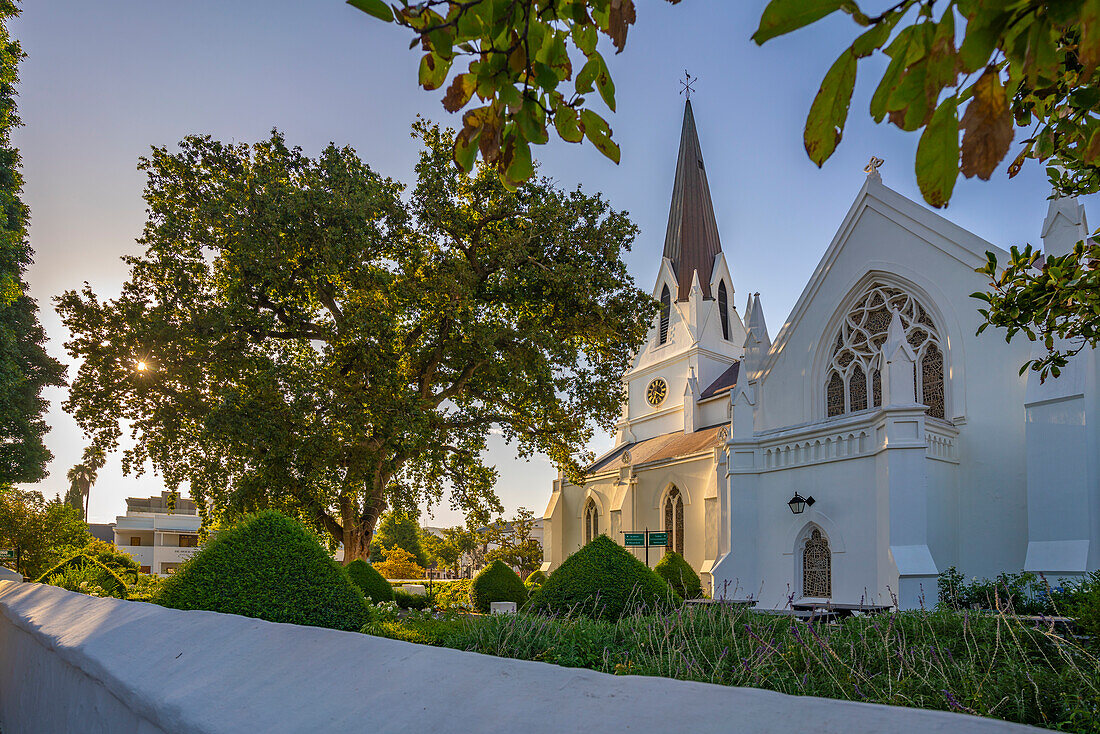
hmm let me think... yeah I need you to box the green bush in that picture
[1062,571,1100,645]
[469,560,527,613]
[153,510,367,631]
[345,559,394,604]
[37,554,129,598]
[434,579,473,612]
[654,551,702,599]
[364,618,467,646]
[528,536,678,620]
[394,589,433,610]
[525,570,547,584]
[54,538,140,584]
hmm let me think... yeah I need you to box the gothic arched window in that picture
[663,486,685,556]
[718,280,730,341]
[659,285,671,345]
[823,283,946,419]
[584,499,598,544]
[802,528,831,598]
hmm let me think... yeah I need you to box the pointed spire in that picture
[747,292,770,350]
[1041,194,1089,259]
[881,309,917,406]
[663,100,723,301]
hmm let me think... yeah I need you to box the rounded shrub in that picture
[345,559,394,604]
[528,535,678,620]
[525,569,547,584]
[469,560,527,613]
[153,510,367,631]
[654,551,702,599]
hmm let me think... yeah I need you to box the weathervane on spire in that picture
[680,70,696,100]
[864,156,885,177]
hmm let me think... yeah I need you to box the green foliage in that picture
[363,617,467,646]
[528,535,676,620]
[469,560,527,613]
[38,554,129,598]
[345,559,394,604]
[153,510,367,631]
[393,588,433,610]
[753,0,1100,204]
[0,3,65,484]
[389,605,1100,729]
[973,241,1100,381]
[483,508,543,576]
[937,565,1067,616]
[525,569,547,585]
[125,573,163,602]
[55,537,139,582]
[347,0,685,186]
[58,121,653,564]
[433,578,473,612]
[654,551,701,600]
[0,487,89,577]
[369,511,427,566]
[1062,571,1100,644]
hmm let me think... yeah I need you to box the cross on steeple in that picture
[680,70,696,100]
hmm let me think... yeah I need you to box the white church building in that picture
[540,100,1100,610]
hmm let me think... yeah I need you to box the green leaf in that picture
[915,96,959,208]
[594,56,616,112]
[580,109,620,163]
[346,0,393,22]
[418,53,451,91]
[753,0,846,44]
[503,136,534,188]
[554,106,584,143]
[870,28,914,122]
[804,49,856,166]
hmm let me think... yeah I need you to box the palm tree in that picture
[66,446,105,521]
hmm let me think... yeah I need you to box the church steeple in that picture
[663,99,723,301]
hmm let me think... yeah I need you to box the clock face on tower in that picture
[646,378,668,408]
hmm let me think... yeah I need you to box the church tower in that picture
[616,100,746,445]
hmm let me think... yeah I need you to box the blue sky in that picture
[13,1,1094,526]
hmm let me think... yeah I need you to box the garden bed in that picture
[362,603,1100,731]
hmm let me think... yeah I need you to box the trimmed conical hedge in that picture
[346,559,394,604]
[654,551,702,599]
[525,569,547,584]
[470,560,527,613]
[528,535,678,620]
[153,510,367,631]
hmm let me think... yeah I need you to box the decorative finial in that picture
[864,156,884,179]
[680,70,696,100]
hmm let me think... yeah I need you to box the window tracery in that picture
[663,486,685,556]
[802,528,831,598]
[823,283,946,419]
[584,499,598,544]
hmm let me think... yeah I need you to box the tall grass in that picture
[384,604,1100,730]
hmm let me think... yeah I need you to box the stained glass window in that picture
[826,372,844,417]
[803,528,831,598]
[849,366,867,412]
[921,342,945,419]
[664,486,684,556]
[824,283,946,419]
[659,285,671,345]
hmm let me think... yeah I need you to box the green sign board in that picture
[623,533,645,546]
[647,532,669,547]
[0,549,13,560]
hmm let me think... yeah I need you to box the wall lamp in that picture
[787,492,815,515]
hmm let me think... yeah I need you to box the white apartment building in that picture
[114,492,202,576]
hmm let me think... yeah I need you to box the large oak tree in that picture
[58,121,652,562]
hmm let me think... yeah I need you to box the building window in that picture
[584,499,599,544]
[179,534,199,548]
[802,528,831,598]
[826,371,844,417]
[139,566,151,574]
[718,280,730,340]
[130,537,142,547]
[663,486,685,556]
[659,285,671,344]
[824,283,946,419]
